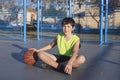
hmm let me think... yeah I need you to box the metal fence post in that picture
[68,0,72,17]
[37,0,40,40]
[23,0,27,41]
[99,0,104,45]
[104,0,108,43]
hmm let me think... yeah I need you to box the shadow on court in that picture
[0,40,119,80]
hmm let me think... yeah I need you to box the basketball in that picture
[23,49,38,65]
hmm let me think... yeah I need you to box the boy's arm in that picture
[37,36,57,52]
[65,39,80,74]
[68,39,80,64]
[30,36,57,52]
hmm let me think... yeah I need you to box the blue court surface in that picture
[0,40,120,80]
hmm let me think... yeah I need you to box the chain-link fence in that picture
[0,0,120,43]
[0,0,23,40]
[107,0,120,42]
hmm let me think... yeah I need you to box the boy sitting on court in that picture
[30,17,86,75]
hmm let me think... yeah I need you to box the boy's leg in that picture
[37,51,59,68]
[37,52,69,74]
[72,55,86,68]
[38,52,73,74]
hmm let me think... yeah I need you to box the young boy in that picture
[31,17,86,75]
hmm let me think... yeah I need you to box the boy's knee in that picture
[79,55,86,64]
[37,51,45,58]
[77,55,86,65]
[73,55,86,67]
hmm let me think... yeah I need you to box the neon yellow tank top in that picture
[57,33,79,56]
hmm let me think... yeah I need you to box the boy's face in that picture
[62,23,74,35]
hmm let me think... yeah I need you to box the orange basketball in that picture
[23,49,38,65]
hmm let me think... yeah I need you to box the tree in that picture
[109,0,120,13]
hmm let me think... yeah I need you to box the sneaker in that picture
[56,63,71,75]
[40,62,51,69]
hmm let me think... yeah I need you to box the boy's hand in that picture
[29,48,37,52]
[65,63,72,75]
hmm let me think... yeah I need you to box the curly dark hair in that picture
[62,17,75,28]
